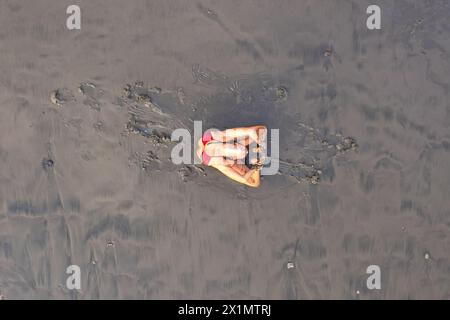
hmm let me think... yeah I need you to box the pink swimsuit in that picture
[201,131,215,165]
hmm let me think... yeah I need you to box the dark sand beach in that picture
[0,0,450,299]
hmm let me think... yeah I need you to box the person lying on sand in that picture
[196,125,267,187]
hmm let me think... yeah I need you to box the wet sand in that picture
[0,0,450,299]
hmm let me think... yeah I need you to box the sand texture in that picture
[0,0,450,299]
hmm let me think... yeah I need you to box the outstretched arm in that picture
[207,157,237,166]
[212,164,261,187]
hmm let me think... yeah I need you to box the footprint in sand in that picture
[50,88,75,106]
[42,157,55,172]
[78,82,103,111]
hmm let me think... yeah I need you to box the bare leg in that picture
[212,126,267,143]
[206,142,247,159]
